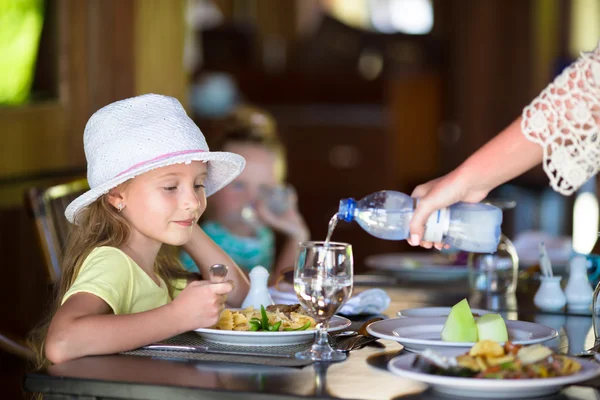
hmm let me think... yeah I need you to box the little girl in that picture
[30,94,250,367]
[181,106,309,281]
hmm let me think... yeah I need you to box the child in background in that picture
[181,105,310,281]
[29,94,249,368]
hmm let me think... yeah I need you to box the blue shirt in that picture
[181,221,275,273]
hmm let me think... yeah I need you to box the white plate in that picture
[365,253,468,282]
[398,307,495,318]
[367,317,557,353]
[194,315,352,346]
[388,349,600,398]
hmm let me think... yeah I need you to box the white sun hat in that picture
[65,93,245,223]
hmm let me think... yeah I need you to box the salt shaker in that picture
[565,255,593,312]
[241,266,275,309]
[534,276,567,312]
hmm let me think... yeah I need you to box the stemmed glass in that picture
[294,241,353,362]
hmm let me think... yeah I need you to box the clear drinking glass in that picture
[468,200,519,294]
[294,241,353,362]
[259,183,296,215]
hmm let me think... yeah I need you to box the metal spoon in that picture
[209,264,228,283]
[574,350,596,357]
[573,343,600,357]
[338,318,384,352]
[336,331,358,337]
[143,344,291,358]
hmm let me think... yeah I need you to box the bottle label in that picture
[422,207,450,243]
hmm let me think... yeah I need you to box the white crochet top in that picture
[521,42,600,195]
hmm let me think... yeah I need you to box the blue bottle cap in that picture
[338,198,356,222]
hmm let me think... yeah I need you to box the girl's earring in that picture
[117,203,124,212]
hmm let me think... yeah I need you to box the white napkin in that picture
[268,285,390,316]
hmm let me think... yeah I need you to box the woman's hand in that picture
[409,169,489,250]
[408,116,545,252]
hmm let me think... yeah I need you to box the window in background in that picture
[323,0,434,35]
[569,0,600,57]
[0,0,58,107]
[573,179,599,255]
[568,0,600,254]
[0,0,44,106]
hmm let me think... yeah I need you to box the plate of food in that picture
[368,317,557,353]
[387,341,599,398]
[369,299,557,353]
[194,304,352,346]
[364,252,469,281]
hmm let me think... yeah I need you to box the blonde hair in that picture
[214,106,287,182]
[222,104,278,139]
[28,194,198,371]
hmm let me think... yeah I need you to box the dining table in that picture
[23,270,600,400]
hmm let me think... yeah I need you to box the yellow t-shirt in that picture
[62,246,188,315]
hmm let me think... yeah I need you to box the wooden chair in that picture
[26,178,89,282]
[0,178,89,361]
[0,331,36,361]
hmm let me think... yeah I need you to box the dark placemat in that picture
[122,332,366,367]
[123,332,361,367]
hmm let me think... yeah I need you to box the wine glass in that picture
[294,241,353,362]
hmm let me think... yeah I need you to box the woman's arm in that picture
[183,224,250,306]
[408,117,543,246]
[409,40,600,247]
[458,117,544,191]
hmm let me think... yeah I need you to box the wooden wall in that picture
[0,1,187,397]
[435,0,564,188]
[0,0,187,185]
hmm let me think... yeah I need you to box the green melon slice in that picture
[476,313,508,342]
[440,299,478,342]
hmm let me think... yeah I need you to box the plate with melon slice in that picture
[368,299,557,353]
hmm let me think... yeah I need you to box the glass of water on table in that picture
[294,241,354,362]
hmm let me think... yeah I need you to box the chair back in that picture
[26,179,89,282]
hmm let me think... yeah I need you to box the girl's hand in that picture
[255,191,309,242]
[170,280,233,330]
[409,169,489,250]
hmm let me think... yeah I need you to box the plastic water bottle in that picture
[337,190,502,253]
